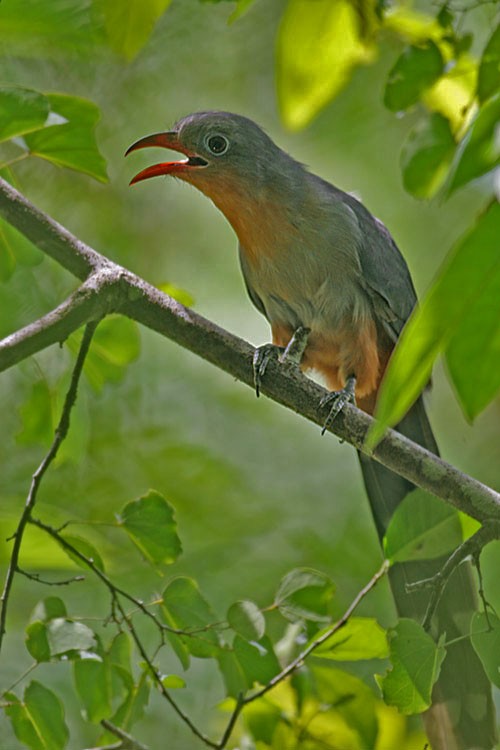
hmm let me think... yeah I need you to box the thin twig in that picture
[100,719,150,750]
[16,568,85,586]
[0,321,97,653]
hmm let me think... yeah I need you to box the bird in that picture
[126,111,496,749]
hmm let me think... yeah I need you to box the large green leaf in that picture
[233,634,281,687]
[274,567,335,623]
[277,0,375,130]
[0,87,49,143]
[401,113,456,199]
[445,93,500,195]
[378,619,446,714]
[5,682,69,750]
[312,617,388,660]
[227,600,265,641]
[118,490,182,566]
[367,201,500,446]
[471,612,500,688]
[74,653,112,722]
[383,489,462,562]
[161,577,220,658]
[95,0,172,60]
[384,41,444,112]
[477,24,500,103]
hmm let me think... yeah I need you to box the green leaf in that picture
[227,600,265,641]
[5,681,69,750]
[233,634,281,686]
[0,209,43,281]
[161,577,220,658]
[312,617,388,660]
[311,664,378,748]
[217,647,248,698]
[161,674,186,688]
[109,676,150,731]
[118,490,182,566]
[383,489,462,562]
[157,282,195,307]
[384,41,444,112]
[277,0,375,130]
[471,612,500,688]
[401,113,456,199]
[67,315,140,392]
[446,93,500,195]
[25,621,51,663]
[275,567,335,622]
[46,618,96,657]
[242,697,282,744]
[477,24,500,103]
[378,619,446,714]
[58,534,105,572]
[0,86,50,142]
[23,93,108,182]
[74,653,112,722]
[30,597,67,623]
[367,202,500,446]
[95,0,172,60]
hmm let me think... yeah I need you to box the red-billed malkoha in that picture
[127,111,496,750]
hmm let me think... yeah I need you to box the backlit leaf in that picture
[118,490,182,566]
[367,201,500,446]
[277,0,375,130]
[378,619,446,714]
[275,567,335,622]
[312,617,388,660]
[384,489,462,562]
[95,0,172,60]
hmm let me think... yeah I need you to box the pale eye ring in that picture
[207,134,229,155]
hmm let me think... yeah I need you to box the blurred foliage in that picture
[0,0,499,749]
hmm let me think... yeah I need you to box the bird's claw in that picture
[253,344,283,397]
[320,376,357,435]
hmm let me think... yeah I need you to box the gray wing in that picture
[341,191,418,341]
[238,244,268,319]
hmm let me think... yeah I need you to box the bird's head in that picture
[126,111,287,195]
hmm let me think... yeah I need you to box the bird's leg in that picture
[253,326,310,397]
[320,374,357,435]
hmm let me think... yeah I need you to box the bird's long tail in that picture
[358,396,496,750]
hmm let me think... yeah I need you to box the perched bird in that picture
[127,111,496,749]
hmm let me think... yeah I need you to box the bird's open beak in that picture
[126,131,208,185]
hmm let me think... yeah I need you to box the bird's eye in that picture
[207,135,229,155]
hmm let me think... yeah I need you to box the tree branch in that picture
[0,177,499,525]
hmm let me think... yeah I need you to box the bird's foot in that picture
[320,375,357,435]
[253,326,310,397]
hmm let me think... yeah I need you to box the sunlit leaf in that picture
[74,652,112,722]
[0,87,49,143]
[383,8,441,43]
[312,617,388,660]
[445,93,500,195]
[378,619,446,714]
[95,0,172,60]
[277,0,375,130]
[477,24,500,103]
[5,682,69,750]
[227,600,265,641]
[234,634,281,686]
[367,201,500,446]
[422,54,476,132]
[384,41,443,112]
[157,282,195,307]
[275,567,335,622]
[118,490,182,566]
[401,113,456,199]
[161,674,186,688]
[471,612,500,688]
[383,489,462,562]
[311,664,378,748]
[242,697,282,744]
[21,93,108,183]
[46,618,96,656]
[161,577,220,658]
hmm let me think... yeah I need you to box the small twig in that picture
[99,719,150,750]
[1,662,38,696]
[405,521,500,630]
[0,321,97,654]
[16,568,85,586]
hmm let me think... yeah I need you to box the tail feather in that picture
[358,396,497,749]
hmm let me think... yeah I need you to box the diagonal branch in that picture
[0,177,499,525]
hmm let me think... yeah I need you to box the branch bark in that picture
[1,177,499,524]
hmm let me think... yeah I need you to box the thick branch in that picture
[0,177,499,524]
